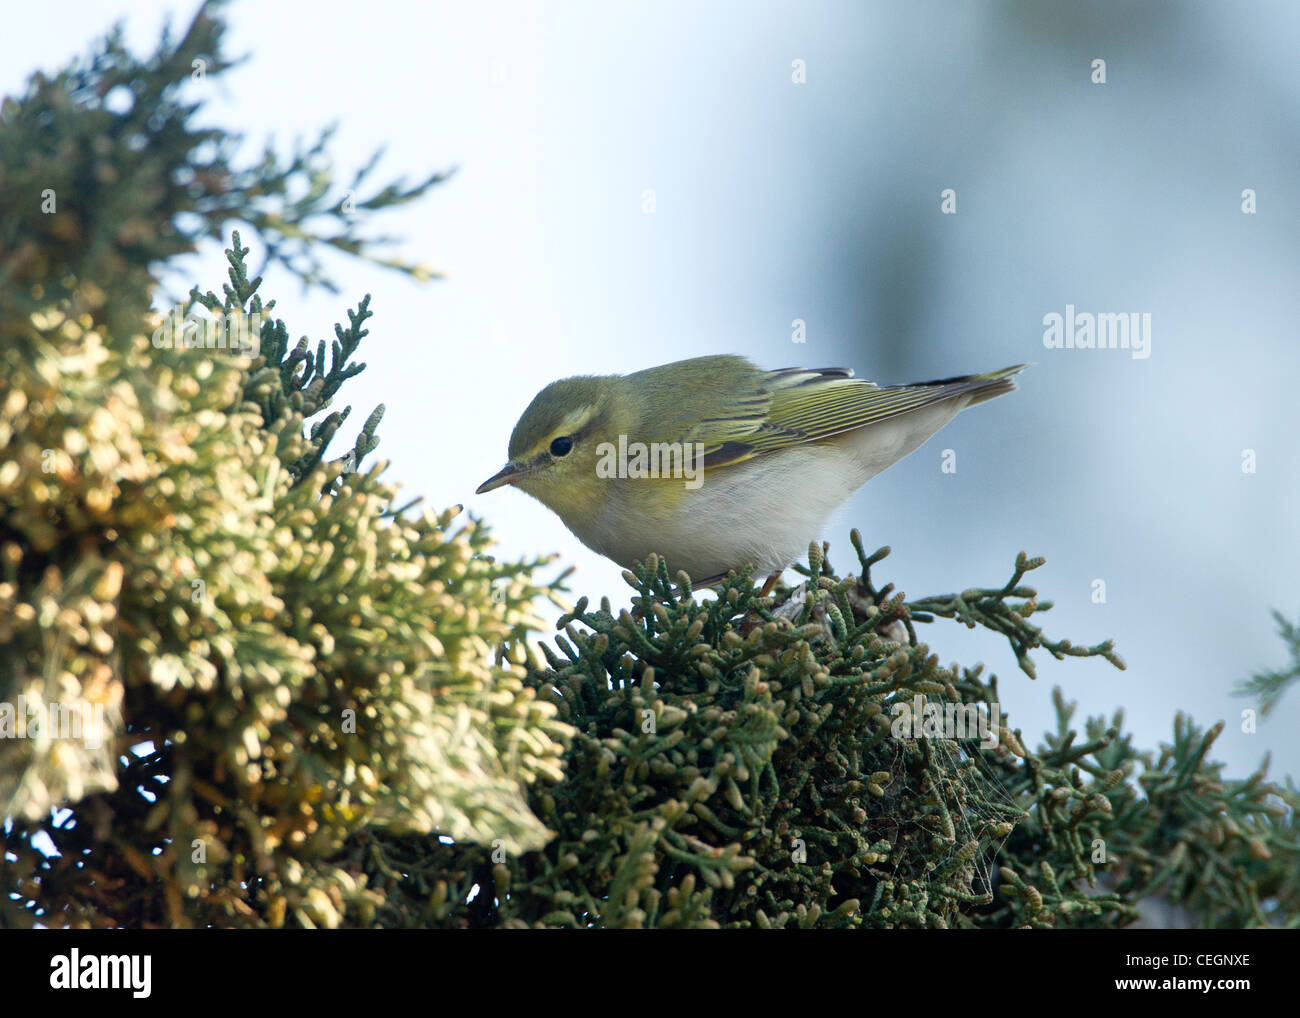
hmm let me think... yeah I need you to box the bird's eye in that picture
[550,436,573,457]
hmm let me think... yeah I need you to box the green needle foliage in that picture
[0,3,567,928]
[1235,610,1300,717]
[396,544,1298,928]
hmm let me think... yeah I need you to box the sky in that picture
[4,0,1299,782]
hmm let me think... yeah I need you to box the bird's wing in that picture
[683,364,1026,470]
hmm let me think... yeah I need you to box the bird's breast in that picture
[569,442,867,580]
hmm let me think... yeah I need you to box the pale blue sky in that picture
[6,1,1299,781]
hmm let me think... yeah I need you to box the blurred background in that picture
[5,0,1298,777]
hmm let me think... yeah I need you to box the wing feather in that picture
[687,364,1025,470]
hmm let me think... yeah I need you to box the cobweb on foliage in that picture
[878,729,1022,905]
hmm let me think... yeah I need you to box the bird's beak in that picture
[476,461,533,494]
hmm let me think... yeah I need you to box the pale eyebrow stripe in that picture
[529,405,599,455]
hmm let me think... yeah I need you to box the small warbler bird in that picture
[477,355,1024,591]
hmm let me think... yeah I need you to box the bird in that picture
[477,354,1025,593]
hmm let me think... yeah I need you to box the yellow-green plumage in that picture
[479,355,1025,586]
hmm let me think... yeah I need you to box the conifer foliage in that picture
[1,3,566,928]
[2,3,1296,929]
[416,547,1299,928]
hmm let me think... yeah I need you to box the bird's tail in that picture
[960,363,1029,406]
[900,363,1028,407]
